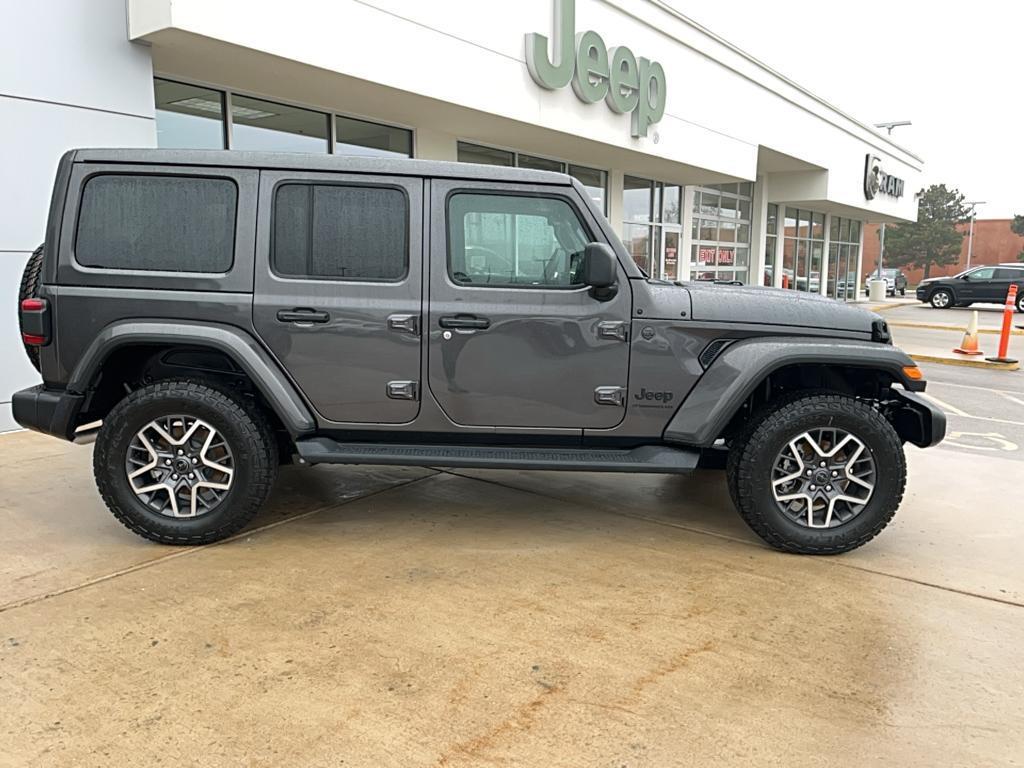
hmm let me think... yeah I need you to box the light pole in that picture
[871,121,913,286]
[964,201,986,269]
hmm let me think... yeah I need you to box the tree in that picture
[1011,215,1024,262]
[883,184,971,280]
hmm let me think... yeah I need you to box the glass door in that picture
[661,230,680,281]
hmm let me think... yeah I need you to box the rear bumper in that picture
[11,385,84,441]
[891,389,946,448]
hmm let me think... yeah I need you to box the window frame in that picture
[269,179,411,284]
[72,171,240,275]
[444,188,597,292]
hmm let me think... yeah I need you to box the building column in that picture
[819,213,832,297]
[679,186,696,282]
[607,169,625,239]
[414,126,457,161]
[749,174,769,287]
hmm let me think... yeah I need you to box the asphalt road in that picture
[882,297,1022,330]
[918,362,1024,460]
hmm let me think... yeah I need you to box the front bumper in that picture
[11,385,84,441]
[891,389,946,448]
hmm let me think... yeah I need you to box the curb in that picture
[888,320,1024,336]
[909,353,1020,371]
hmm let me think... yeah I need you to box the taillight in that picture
[20,297,50,346]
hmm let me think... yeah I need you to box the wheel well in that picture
[79,343,293,456]
[720,363,898,442]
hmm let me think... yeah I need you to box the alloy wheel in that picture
[770,428,876,528]
[125,415,234,518]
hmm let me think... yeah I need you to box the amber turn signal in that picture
[902,365,924,381]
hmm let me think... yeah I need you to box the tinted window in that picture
[273,183,407,280]
[448,193,590,288]
[968,267,996,280]
[76,175,236,272]
[994,268,1024,279]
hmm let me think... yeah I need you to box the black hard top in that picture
[71,148,572,185]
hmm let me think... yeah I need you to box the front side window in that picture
[968,267,995,280]
[448,193,590,288]
[273,183,407,281]
[76,174,236,272]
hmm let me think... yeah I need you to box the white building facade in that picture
[0,0,922,429]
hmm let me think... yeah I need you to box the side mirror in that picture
[581,242,618,300]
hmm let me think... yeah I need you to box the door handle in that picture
[439,314,490,330]
[276,308,330,324]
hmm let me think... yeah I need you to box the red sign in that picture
[698,247,715,264]
[698,247,734,265]
[718,248,734,265]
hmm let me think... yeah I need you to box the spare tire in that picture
[18,245,44,372]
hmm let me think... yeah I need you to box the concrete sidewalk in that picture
[1,430,1021,767]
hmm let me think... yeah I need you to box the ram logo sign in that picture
[525,0,666,138]
[864,154,905,200]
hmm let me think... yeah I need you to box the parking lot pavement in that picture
[2,434,1022,767]
[879,298,1021,332]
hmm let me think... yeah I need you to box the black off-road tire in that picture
[726,393,906,555]
[1016,291,1024,314]
[18,245,44,372]
[94,379,278,545]
[929,288,953,309]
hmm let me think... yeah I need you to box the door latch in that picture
[387,314,420,336]
[387,381,419,401]
[597,321,628,342]
[594,386,626,406]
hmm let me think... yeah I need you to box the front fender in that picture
[663,337,923,447]
[69,320,316,437]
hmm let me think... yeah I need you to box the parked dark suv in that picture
[916,264,1024,311]
[14,149,944,554]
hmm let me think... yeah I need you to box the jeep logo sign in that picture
[864,154,905,200]
[525,0,666,137]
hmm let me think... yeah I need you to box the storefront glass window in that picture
[690,182,753,282]
[623,176,653,223]
[781,207,827,293]
[457,143,608,214]
[517,154,566,173]
[335,116,411,158]
[230,95,329,154]
[763,203,778,286]
[569,165,607,215]
[154,79,226,150]
[827,216,863,301]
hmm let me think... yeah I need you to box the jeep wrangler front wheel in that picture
[727,393,906,554]
[94,380,278,544]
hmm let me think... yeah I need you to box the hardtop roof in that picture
[71,148,573,185]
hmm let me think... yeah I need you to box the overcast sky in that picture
[669,0,1022,219]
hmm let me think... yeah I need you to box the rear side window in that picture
[76,174,236,272]
[994,268,1024,279]
[273,183,407,281]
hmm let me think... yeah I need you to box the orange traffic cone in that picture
[954,310,984,356]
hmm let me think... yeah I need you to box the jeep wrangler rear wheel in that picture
[94,379,278,544]
[726,393,905,555]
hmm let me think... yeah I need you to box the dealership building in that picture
[0,0,923,430]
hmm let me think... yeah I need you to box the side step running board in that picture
[294,438,700,474]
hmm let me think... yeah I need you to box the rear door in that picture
[992,268,1023,303]
[426,180,631,429]
[253,171,423,424]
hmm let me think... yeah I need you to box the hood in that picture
[678,282,880,335]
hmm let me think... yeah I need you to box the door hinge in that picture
[387,381,419,401]
[594,386,625,406]
[387,313,420,336]
[597,320,628,342]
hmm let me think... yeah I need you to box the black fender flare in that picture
[68,320,316,437]
[663,337,928,447]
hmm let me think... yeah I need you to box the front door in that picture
[960,267,997,303]
[427,180,631,429]
[253,171,423,424]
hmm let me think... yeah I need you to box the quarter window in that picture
[75,174,236,272]
[448,193,590,288]
[273,183,407,280]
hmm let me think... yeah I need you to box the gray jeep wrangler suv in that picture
[14,149,944,554]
